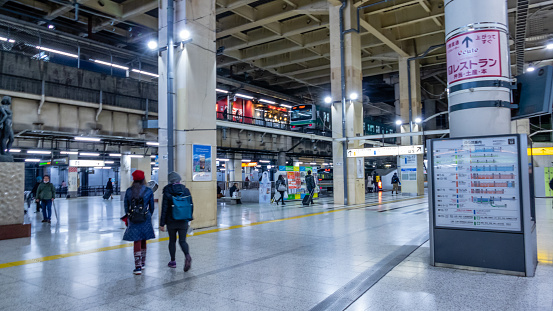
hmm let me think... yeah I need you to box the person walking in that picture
[391,173,401,195]
[372,172,378,193]
[275,175,287,205]
[31,176,42,213]
[36,175,55,223]
[106,178,114,199]
[122,170,155,275]
[160,172,193,272]
[305,170,316,205]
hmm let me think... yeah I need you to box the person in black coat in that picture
[31,176,42,213]
[106,178,114,199]
[160,171,193,272]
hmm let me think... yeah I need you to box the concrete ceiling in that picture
[1,0,553,102]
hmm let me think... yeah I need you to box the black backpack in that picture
[129,196,148,223]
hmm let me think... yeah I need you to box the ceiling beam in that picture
[359,17,409,57]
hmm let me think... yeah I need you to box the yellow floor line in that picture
[0,196,424,269]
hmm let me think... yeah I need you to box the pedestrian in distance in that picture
[105,177,114,199]
[229,183,238,198]
[122,170,155,275]
[31,176,42,213]
[160,172,193,272]
[275,175,287,205]
[305,170,316,205]
[372,172,378,193]
[36,175,55,223]
[391,172,401,195]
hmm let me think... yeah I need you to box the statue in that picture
[0,96,14,156]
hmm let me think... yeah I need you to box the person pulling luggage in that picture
[305,170,316,205]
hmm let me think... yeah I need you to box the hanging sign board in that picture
[69,160,104,167]
[347,145,423,157]
[447,30,502,84]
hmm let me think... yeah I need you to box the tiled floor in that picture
[1,192,552,310]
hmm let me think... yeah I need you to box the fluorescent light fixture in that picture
[236,93,254,100]
[102,167,112,169]
[324,96,332,104]
[415,117,422,124]
[259,160,271,163]
[310,162,317,165]
[27,150,51,155]
[147,40,158,50]
[242,159,251,162]
[259,99,276,105]
[150,155,156,158]
[395,120,403,125]
[267,165,272,169]
[80,152,100,157]
[129,155,143,158]
[280,104,292,109]
[216,158,230,162]
[216,88,229,94]
[219,168,226,171]
[180,29,191,40]
[131,69,159,78]
[25,159,41,162]
[527,66,535,72]
[322,163,329,166]
[105,161,115,164]
[547,43,553,50]
[93,59,129,71]
[349,92,358,100]
[153,167,160,170]
[36,46,78,58]
[75,136,101,142]
[109,153,122,157]
[146,142,159,146]
[8,149,21,153]
[61,151,79,155]
[0,37,15,43]
[94,167,103,169]
[48,24,55,29]
[151,162,156,165]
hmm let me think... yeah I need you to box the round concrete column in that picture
[446,0,512,137]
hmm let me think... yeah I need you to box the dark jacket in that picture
[160,183,193,227]
[305,175,315,190]
[37,182,56,200]
[31,182,41,196]
[229,185,237,197]
[106,180,113,190]
[391,175,400,184]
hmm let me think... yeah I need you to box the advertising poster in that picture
[277,166,318,200]
[192,145,212,181]
[432,136,521,231]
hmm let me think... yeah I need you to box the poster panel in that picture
[192,145,212,181]
[432,136,522,231]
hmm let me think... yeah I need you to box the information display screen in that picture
[432,136,522,232]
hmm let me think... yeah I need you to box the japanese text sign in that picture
[447,30,502,84]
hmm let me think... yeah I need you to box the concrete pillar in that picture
[278,151,286,166]
[120,153,132,198]
[67,151,78,198]
[511,119,530,135]
[424,99,437,131]
[158,0,217,228]
[131,156,152,182]
[329,1,365,205]
[446,0,512,137]
[229,154,242,182]
[398,57,422,145]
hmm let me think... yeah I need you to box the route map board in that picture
[432,136,522,232]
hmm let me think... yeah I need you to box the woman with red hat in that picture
[123,169,155,275]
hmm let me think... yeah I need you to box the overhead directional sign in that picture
[69,160,105,167]
[347,145,423,158]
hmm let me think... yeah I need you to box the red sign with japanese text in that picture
[446,30,502,84]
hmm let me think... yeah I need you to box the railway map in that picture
[432,136,521,231]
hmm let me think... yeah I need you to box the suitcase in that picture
[103,192,111,200]
[302,190,314,206]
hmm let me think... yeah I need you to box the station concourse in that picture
[1,0,553,310]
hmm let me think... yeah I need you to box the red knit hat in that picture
[132,170,145,181]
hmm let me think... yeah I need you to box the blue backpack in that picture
[172,193,193,220]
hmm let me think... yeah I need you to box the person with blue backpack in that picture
[160,171,193,272]
[122,170,155,275]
